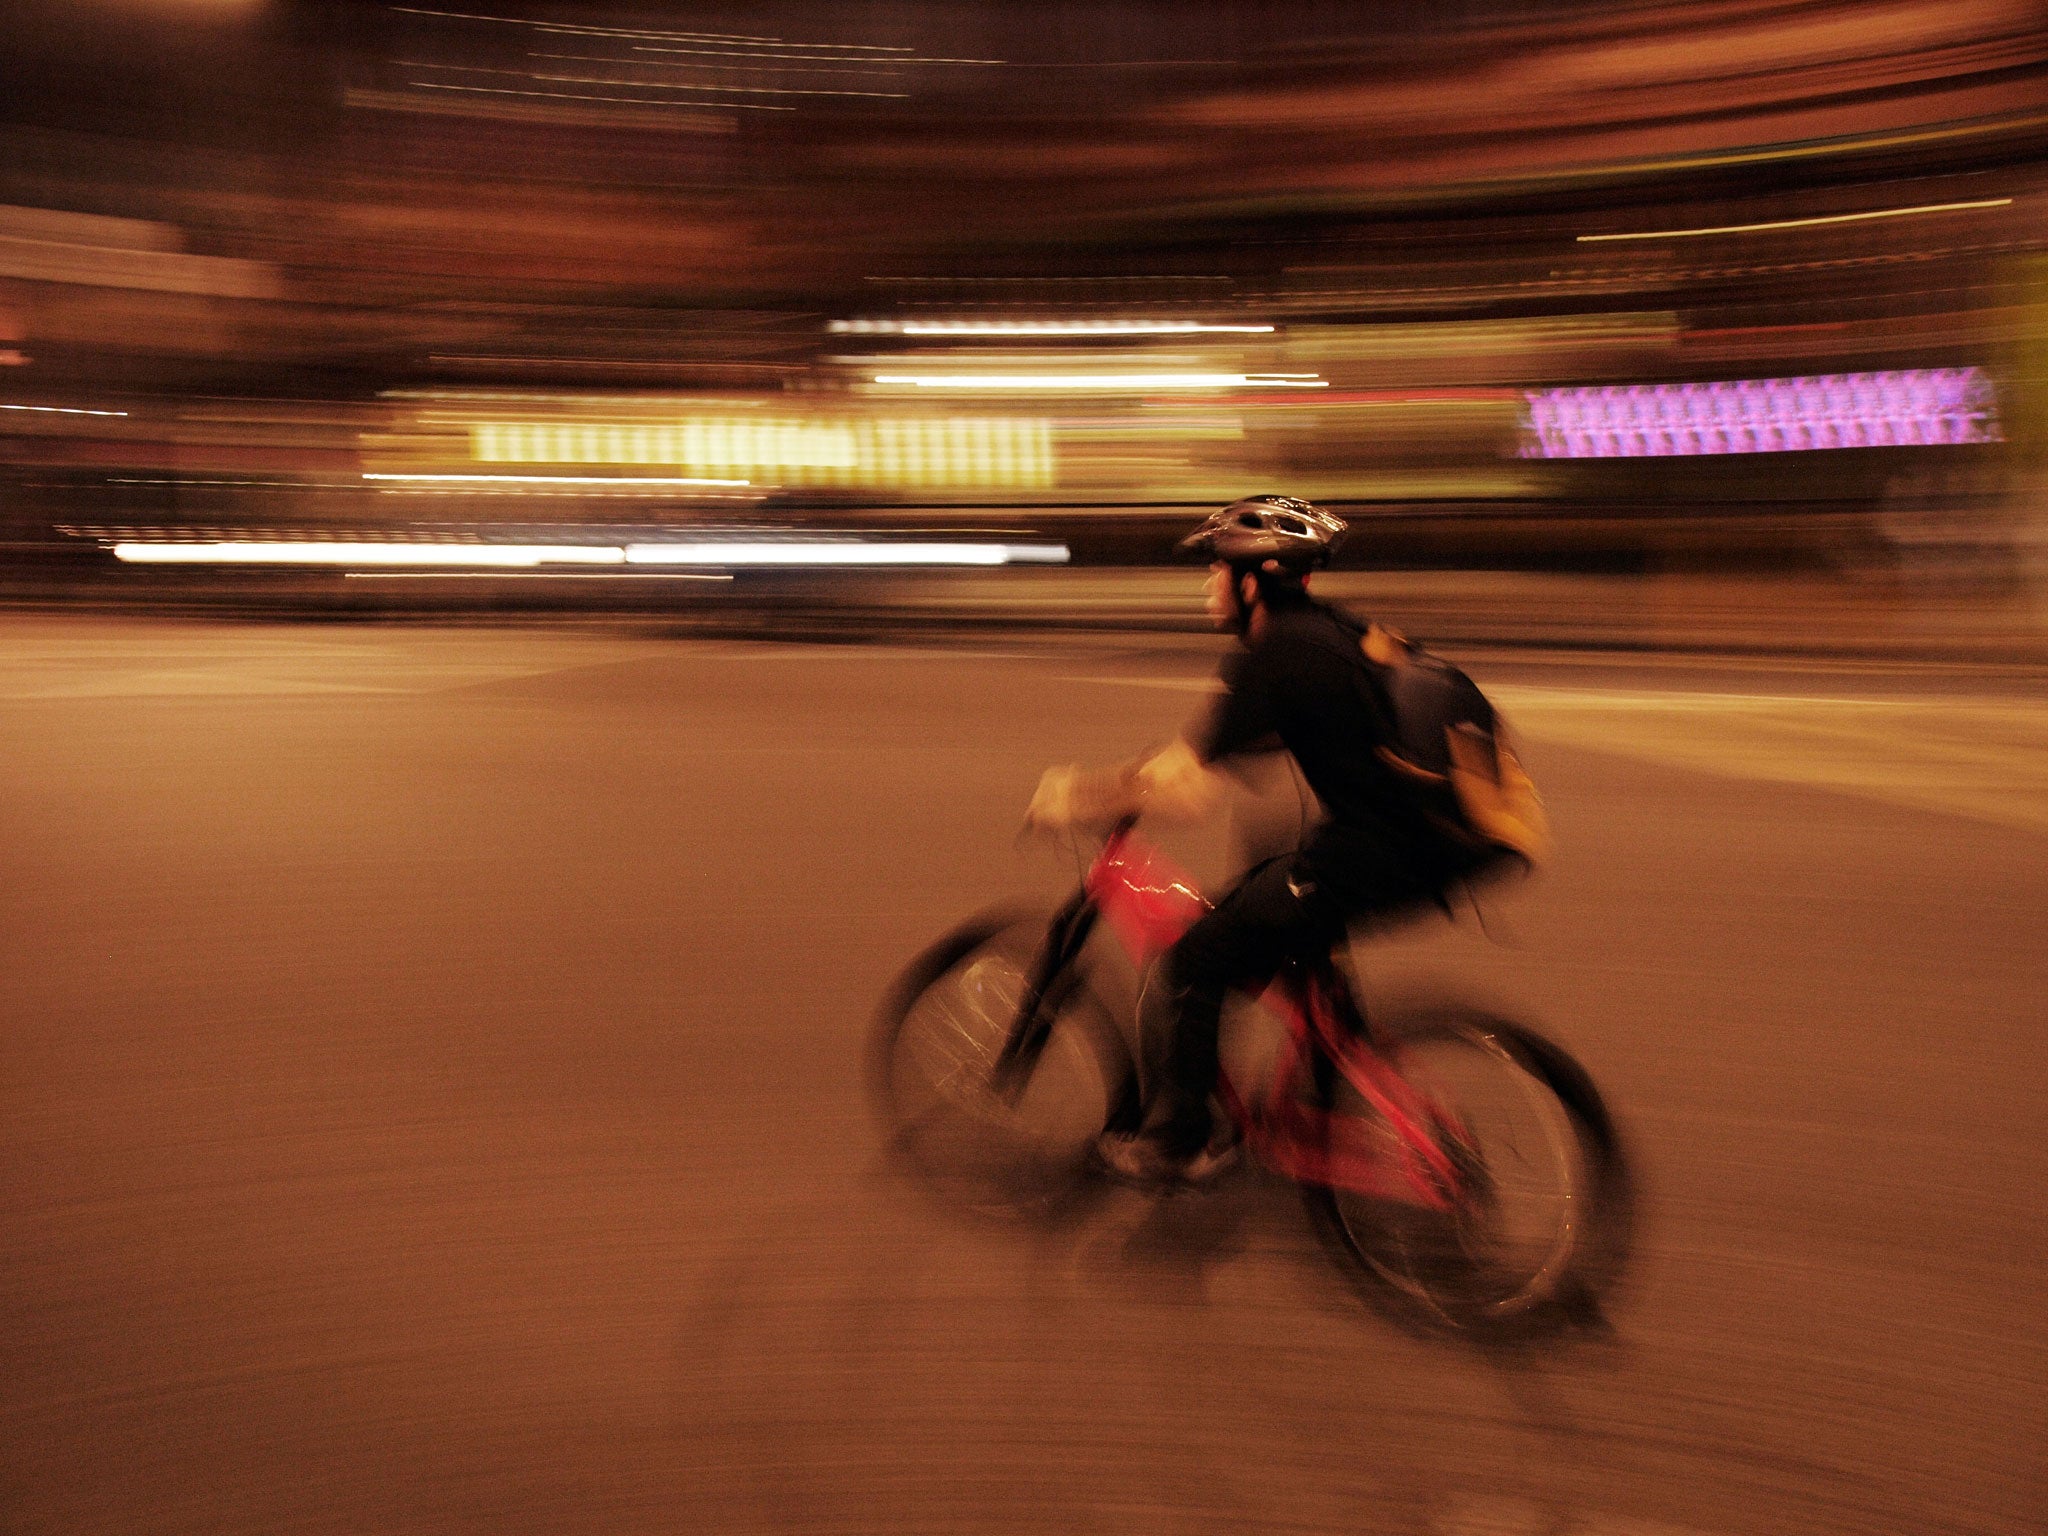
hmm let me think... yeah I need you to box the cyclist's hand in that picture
[1024,764,1079,833]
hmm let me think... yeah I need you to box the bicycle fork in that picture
[989,889,1099,1105]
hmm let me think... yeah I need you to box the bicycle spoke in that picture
[875,916,1123,1219]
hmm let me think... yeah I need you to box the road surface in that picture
[2,615,2041,1536]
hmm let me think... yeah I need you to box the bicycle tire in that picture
[868,907,1136,1218]
[1304,1004,1632,1332]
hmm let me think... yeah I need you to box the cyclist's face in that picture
[1203,563,1237,628]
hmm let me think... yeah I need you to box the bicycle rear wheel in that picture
[869,909,1132,1217]
[1306,1006,1630,1330]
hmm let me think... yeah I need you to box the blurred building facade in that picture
[2,0,2045,608]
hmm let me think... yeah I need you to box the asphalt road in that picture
[2,615,2042,1536]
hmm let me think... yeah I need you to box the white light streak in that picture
[830,319,1274,335]
[3,403,128,416]
[530,70,909,99]
[535,51,901,77]
[111,539,1069,569]
[1578,197,2013,242]
[389,6,784,43]
[625,541,1068,566]
[363,472,750,487]
[113,542,627,568]
[390,4,972,58]
[410,81,795,110]
[870,372,1325,391]
[630,43,1002,63]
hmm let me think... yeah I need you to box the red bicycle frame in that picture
[1084,824,1466,1210]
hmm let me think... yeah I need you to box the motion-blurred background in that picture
[3,8,2045,1536]
[3,0,2045,649]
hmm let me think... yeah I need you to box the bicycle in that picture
[869,815,1632,1332]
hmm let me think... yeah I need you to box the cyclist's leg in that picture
[1143,854,1344,1158]
[1145,824,1479,1146]
[1121,826,1475,1174]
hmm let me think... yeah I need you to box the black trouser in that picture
[1142,827,1479,1156]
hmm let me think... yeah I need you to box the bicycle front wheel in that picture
[1307,1006,1631,1330]
[869,909,1131,1217]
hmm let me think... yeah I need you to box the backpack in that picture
[1354,621,1553,868]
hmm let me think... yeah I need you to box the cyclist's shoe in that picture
[1095,1131,1239,1190]
[1177,1137,1241,1187]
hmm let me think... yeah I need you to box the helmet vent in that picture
[1178,494,1347,567]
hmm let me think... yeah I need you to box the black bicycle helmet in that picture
[1179,495,1346,571]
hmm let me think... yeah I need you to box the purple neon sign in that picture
[1520,368,1999,458]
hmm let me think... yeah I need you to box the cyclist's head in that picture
[1181,495,1345,628]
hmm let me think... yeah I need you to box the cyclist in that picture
[1027,495,1496,1186]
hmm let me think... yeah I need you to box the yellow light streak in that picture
[344,571,734,581]
[830,320,1273,335]
[1578,197,2012,242]
[463,416,1056,490]
[363,472,750,487]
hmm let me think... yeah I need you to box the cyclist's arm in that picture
[1133,736,1226,822]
